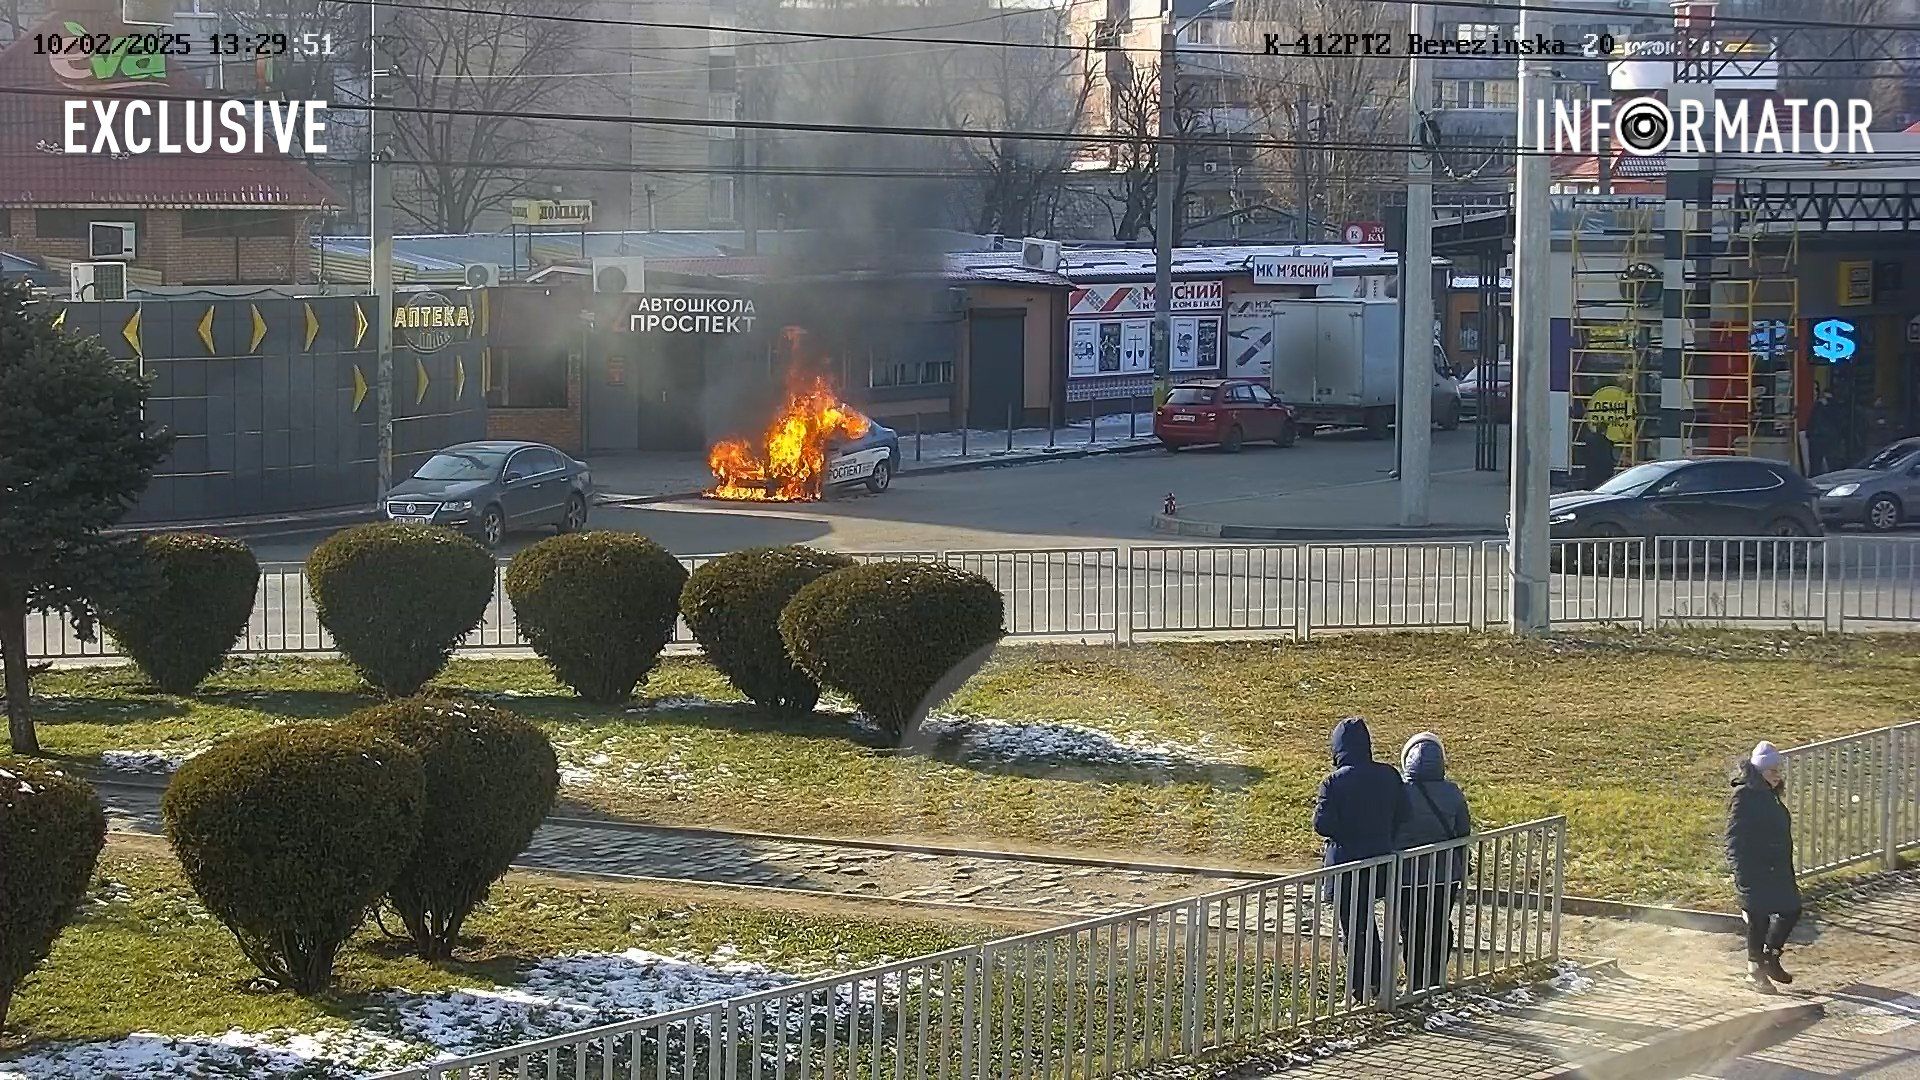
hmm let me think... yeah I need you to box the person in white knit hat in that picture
[1725,741,1801,993]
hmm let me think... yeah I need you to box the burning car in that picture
[708,377,897,500]
[824,421,901,494]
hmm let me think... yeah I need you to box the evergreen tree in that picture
[0,281,171,753]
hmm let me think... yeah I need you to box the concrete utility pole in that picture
[1509,1,1553,633]
[740,40,758,256]
[1398,2,1433,527]
[370,0,396,502]
[1151,7,1177,406]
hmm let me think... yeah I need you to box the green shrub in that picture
[504,532,688,703]
[0,760,105,1030]
[161,725,424,994]
[306,523,495,695]
[681,546,857,714]
[779,562,1004,742]
[350,698,557,959]
[99,533,259,693]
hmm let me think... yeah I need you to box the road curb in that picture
[1522,997,1825,1080]
[597,440,1165,505]
[1150,512,1501,541]
[107,505,376,539]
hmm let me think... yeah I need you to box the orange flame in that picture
[707,376,871,501]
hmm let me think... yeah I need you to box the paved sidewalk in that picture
[590,412,1160,500]
[93,777,1253,917]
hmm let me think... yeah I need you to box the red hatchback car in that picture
[1154,379,1299,452]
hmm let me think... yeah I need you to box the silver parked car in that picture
[1814,437,1920,532]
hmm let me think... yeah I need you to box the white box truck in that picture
[1266,298,1462,438]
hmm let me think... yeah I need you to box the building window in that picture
[484,346,570,409]
[708,53,736,92]
[708,177,736,224]
[710,92,739,140]
[0,209,10,236]
[182,210,296,238]
[1437,79,1516,110]
[36,209,148,239]
[1446,21,1506,42]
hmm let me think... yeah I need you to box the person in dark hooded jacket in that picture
[1313,717,1408,1001]
[1392,732,1473,990]
[1726,741,1800,993]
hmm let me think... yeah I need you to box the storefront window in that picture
[485,346,570,409]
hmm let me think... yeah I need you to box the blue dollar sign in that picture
[1812,319,1857,364]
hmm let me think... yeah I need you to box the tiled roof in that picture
[0,14,338,209]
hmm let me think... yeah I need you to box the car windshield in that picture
[414,451,504,481]
[1859,444,1918,471]
[1166,388,1214,405]
[1593,461,1678,495]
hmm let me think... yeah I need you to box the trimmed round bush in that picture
[504,532,688,703]
[350,698,557,959]
[680,546,857,714]
[0,760,106,1030]
[779,562,1005,743]
[100,533,260,693]
[161,725,424,994]
[306,523,495,695]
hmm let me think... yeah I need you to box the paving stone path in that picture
[95,778,1258,915]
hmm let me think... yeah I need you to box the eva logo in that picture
[48,22,168,87]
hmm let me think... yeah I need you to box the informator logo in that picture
[1534,97,1874,156]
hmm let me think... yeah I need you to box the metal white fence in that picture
[373,817,1566,1080]
[1781,722,1920,879]
[25,537,1920,661]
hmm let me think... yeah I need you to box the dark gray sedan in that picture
[1546,457,1822,540]
[384,441,593,548]
[1814,438,1920,532]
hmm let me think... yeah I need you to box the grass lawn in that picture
[24,630,1920,908]
[2,837,1002,1069]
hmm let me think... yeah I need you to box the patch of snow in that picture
[0,1026,415,1080]
[847,710,1238,771]
[98,748,200,774]
[378,949,798,1059]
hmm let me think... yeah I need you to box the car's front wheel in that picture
[560,494,588,533]
[480,505,505,550]
[1275,419,1298,448]
[1220,426,1244,453]
[1866,494,1902,532]
[866,459,892,493]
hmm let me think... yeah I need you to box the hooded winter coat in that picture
[1393,733,1472,884]
[1726,762,1800,914]
[1313,718,1408,869]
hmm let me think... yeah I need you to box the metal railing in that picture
[373,817,1565,1080]
[1782,722,1920,878]
[25,537,1920,661]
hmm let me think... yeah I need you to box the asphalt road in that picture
[244,427,1465,562]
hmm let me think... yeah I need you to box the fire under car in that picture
[825,421,902,494]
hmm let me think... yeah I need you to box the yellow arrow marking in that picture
[454,356,467,401]
[52,308,67,329]
[197,306,215,353]
[353,302,368,349]
[249,305,267,353]
[122,308,142,357]
[303,302,319,351]
[352,364,368,411]
[415,357,430,405]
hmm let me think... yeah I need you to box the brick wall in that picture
[0,208,313,285]
[487,355,583,454]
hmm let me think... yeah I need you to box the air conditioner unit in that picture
[1021,238,1062,273]
[71,261,128,302]
[463,262,501,288]
[592,257,646,294]
[90,221,136,260]
[1203,161,1218,174]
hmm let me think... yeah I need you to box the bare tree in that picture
[932,5,1094,237]
[382,0,588,233]
[1094,55,1211,242]
[1735,0,1915,119]
[1224,0,1405,229]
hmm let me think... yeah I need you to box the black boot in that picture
[1746,957,1776,994]
[1763,950,1794,986]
